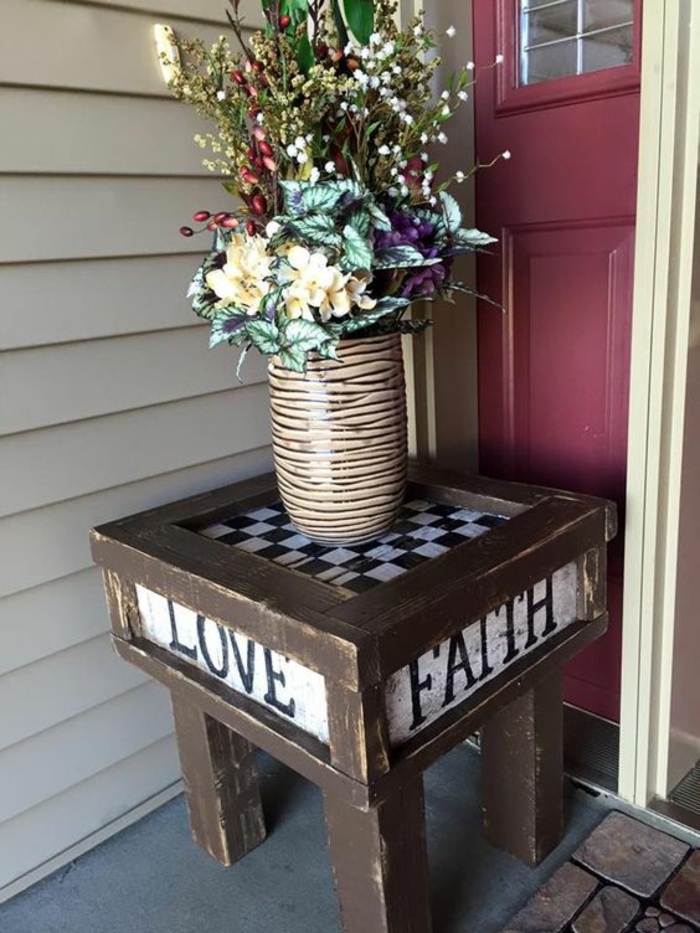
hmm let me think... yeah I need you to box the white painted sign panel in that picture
[384,562,579,747]
[137,561,579,752]
[136,586,330,744]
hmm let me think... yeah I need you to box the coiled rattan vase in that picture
[268,332,408,546]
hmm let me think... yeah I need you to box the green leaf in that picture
[296,32,315,74]
[439,191,463,233]
[345,208,371,238]
[331,0,349,48]
[278,346,306,372]
[398,318,433,335]
[454,227,499,247]
[292,213,339,243]
[315,339,341,361]
[367,201,392,232]
[299,183,345,213]
[374,245,441,269]
[343,0,373,46]
[235,344,250,382]
[245,319,281,355]
[341,224,373,271]
[209,309,248,348]
[373,296,412,314]
[282,318,330,352]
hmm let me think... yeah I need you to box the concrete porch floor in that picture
[0,743,685,933]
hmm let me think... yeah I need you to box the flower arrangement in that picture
[165,0,508,372]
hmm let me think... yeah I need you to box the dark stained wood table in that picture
[90,463,615,933]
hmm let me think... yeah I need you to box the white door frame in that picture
[616,0,699,806]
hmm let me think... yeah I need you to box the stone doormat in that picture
[504,811,700,933]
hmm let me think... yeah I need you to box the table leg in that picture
[323,775,432,933]
[171,694,266,866]
[481,672,564,866]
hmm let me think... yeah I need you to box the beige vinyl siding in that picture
[0,0,269,899]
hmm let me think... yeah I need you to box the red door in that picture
[474,0,641,721]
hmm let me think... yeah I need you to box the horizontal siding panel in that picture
[1,385,272,516]
[0,445,274,598]
[1,681,173,824]
[0,1,227,96]
[0,633,147,752]
[2,328,266,435]
[0,569,108,677]
[0,177,229,263]
[0,89,211,176]
[75,0,266,27]
[0,736,180,892]
[0,255,204,351]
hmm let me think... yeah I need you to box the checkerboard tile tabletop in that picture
[200,499,509,594]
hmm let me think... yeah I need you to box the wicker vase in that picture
[268,332,408,546]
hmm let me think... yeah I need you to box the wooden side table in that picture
[91,464,615,933]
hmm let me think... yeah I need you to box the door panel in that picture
[474,0,641,721]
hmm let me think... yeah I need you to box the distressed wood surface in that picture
[171,696,266,867]
[482,673,564,866]
[323,775,432,933]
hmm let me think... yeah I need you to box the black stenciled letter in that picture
[478,616,494,681]
[168,600,197,660]
[499,599,520,664]
[442,633,477,708]
[263,649,296,718]
[197,616,230,678]
[525,575,555,648]
[229,632,256,694]
[409,646,440,730]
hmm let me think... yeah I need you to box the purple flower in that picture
[374,210,452,300]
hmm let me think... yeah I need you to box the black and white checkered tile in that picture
[201,500,509,594]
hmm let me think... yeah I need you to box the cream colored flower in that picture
[345,272,377,311]
[205,233,273,315]
[281,247,351,321]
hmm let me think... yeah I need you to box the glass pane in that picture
[524,39,578,84]
[582,25,633,73]
[583,0,634,31]
[522,0,562,8]
[527,1,578,48]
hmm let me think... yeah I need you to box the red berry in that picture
[221,216,239,229]
[252,60,265,73]
[258,140,273,158]
[192,210,210,222]
[246,85,259,98]
[245,59,254,73]
[246,146,257,161]
[246,219,257,236]
[252,125,266,141]
[241,168,260,186]
[214,212,229,223]
[248,105,261,120]
[207,221,218,231]
[231,69,246,85]
[316,43,329,58]
[179,226,194,237]
[262,156,277,172]
[279,14,291,28]
[251,194,268,215]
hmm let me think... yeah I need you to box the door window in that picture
[520,0,634,85]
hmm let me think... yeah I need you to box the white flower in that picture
[325,160,336,173]
[388,186,399,197]
[286,143,298,157]
[495,53,504,64]
[400,185,409,197]
[413,25,422,37]
[296,150,309,164]
[370,76,381,89]
[381,71,392,85]
[403,113,414,125]
[441,104,450,117]
[256,113,264,124]
[281,247,351,322]
[397,174,406,184]
[294,136,306,150]
[340,101,349,111]
[455,171,466,183]
[424,170,434,182]
[205,234,273,316]
[446,25,457,38]
[370,32,381,46]
[382,41,395,56]
[345,271,377,311]
[216,89,226,101]
[421,132,429,144]
[355,70,370,88]
[359,47,370,60]
[309,167,321,184]
[390,167,398,176]
[265,221,281,237]
[437,132,448,144]
[392,64,402,75]
[393,144,401,154]
[458,90,469,101]
[502,149,512,159]
[466,61,475,71]
[344,42,354,55]
[378,144,391,156]
[441,90,450,101]
[429,196,437,206]
[421,151,429,162]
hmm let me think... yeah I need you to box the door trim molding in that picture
[619,0,700,806]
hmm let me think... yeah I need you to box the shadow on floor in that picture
[0,744,607,933]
